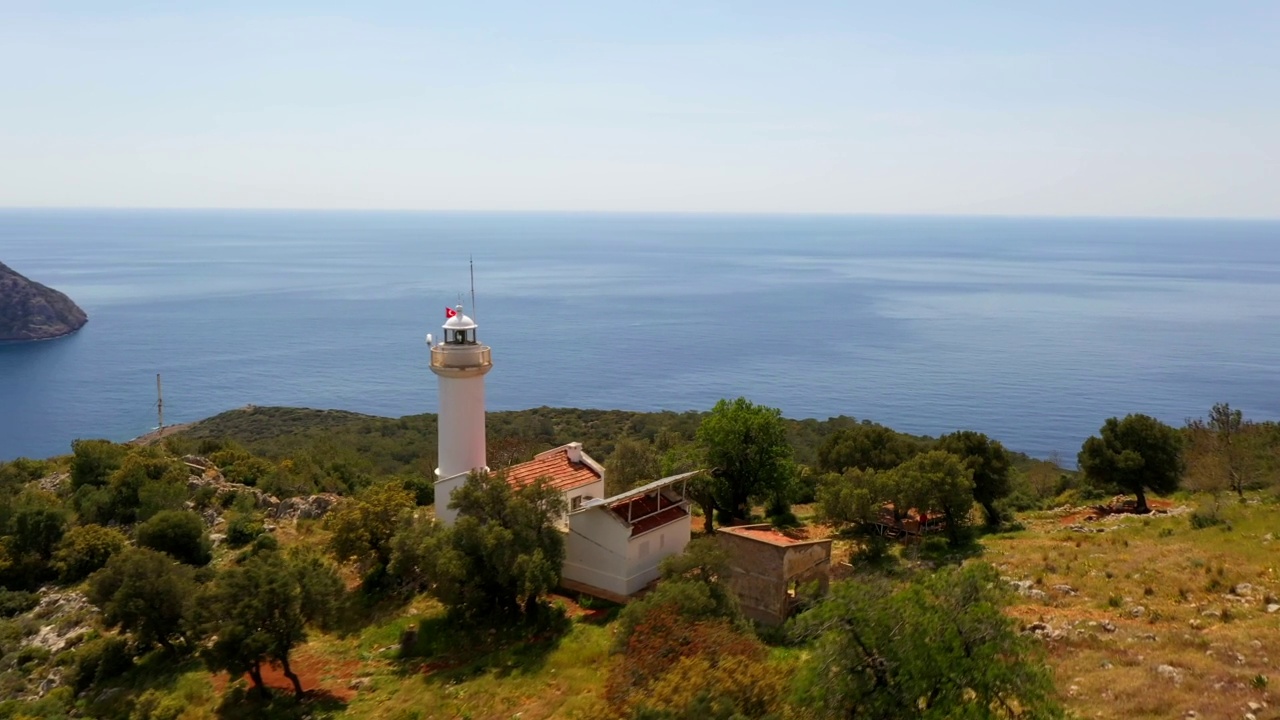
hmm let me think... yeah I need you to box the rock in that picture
[348,677,373,691]
[1267,604,1279,614]
[95,687,124,704]
[1248,701,1263,712]
[1189,619,1204,629]
[209,533,227,546]
[1027,589,1049,602]
[1244,714,1256,720]
[37,669,63,697]
[22,590,97,654]
[1232,583,1254,597]
[35,472,70,494]
[1139,633,1158,642]
[1184,712,1198,719]
[1131,606,1146,618]
[1053,584,1078,595]
[0,261,88,341]
[1201,609,1222,619]
[1101,621,1118,633]
[274,493,341,521]
[1157,664,1183,684]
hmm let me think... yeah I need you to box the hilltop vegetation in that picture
[1,401,1278,719]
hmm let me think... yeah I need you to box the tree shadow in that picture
[392,604,572,683]
[326,588,413,638]
[214,685,347,720]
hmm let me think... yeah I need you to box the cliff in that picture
[0,261,88,342]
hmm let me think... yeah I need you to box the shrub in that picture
[135,511,211,566]
[69,635,134,694]
[0,590,39,618]
[224,513,264,548]
[53,524,129,582]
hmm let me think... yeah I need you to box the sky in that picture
[1,1,1277,217]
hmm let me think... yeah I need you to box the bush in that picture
[53,524,129,582]
[1190,508,1225,530]
[224,513,264,548]
[0,590,39,618]
[130,688,185,720]
[69,635,134,694]
[135,511,212,566]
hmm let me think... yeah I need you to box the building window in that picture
[570,496,582,511]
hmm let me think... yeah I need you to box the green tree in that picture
[816,467,891,528]
[87,548,195,653]
[69,439,129,491]
[817,423,919,474]
[615,537,743,649]
[793,563,1064,719]
[193,549,341,698]
[426,471,566,622]
[325,481,415,588]
[135,510,212,566]
[937,430,1013,527]
[0,494,69,589]
[605,437,660,496]
[697,397,793,525]
[893,450,975,547]
[1078,414,1184,513]
[53,524,128,582]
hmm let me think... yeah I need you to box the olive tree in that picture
[1078,414,1183,513]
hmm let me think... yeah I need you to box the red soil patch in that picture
[1058,498,1176,526]
[209,646,362,701]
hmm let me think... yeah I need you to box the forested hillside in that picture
[2,401,1278,719]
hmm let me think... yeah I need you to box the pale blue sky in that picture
[2,1,1277,216]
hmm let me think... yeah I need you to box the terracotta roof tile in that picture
[610,492,689,537]
[504,447,602,493]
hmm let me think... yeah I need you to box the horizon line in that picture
[1,206,1278,223]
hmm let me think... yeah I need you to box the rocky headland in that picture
[0,261,88,341]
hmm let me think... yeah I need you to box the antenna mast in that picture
[156,374,164,434]
[470,255,476,319]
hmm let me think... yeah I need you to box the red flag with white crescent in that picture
[445,307,457,319]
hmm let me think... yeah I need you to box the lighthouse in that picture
[428,305,492,525]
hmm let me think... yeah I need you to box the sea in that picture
[1,210,1278,463]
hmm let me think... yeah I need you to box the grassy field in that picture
[987,497,1278,720]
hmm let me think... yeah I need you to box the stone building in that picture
[717,524,833,626]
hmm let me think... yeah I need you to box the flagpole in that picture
[470,255,476,320]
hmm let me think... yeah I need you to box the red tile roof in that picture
[610,492,689,537]
[719,524,829,547]
[504,446,602,493]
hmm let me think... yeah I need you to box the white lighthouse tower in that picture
[428,305,492,525]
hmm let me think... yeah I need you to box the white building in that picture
[428,306,492,526]
[561,472,698,602]
[427,300,697,602]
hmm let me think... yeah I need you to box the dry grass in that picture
[983,496,1279,719]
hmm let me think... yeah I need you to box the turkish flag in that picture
[445,307,457,319]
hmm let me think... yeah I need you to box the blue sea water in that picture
[1,210,1278,463]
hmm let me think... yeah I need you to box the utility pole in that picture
[156,373,164,434]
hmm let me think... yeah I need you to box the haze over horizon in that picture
[3,1,1277,219]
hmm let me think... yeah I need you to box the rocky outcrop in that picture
[0,261,88,342]
[181,457,340,524]
[274,493,342,521]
